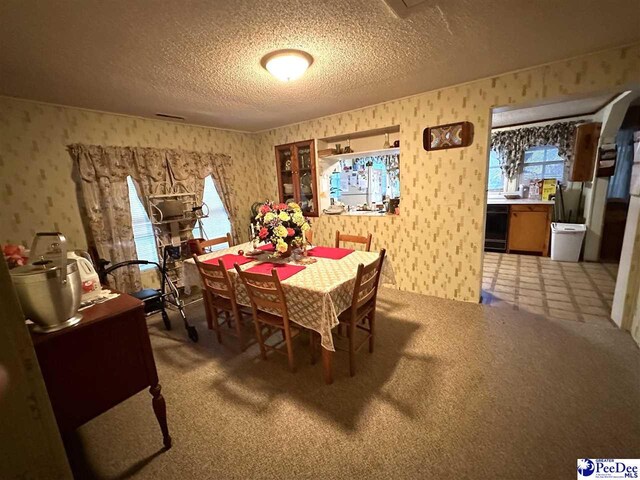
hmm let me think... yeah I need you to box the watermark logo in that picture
[577,459,640,479]
[577,459,595,477]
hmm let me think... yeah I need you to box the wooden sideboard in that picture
[30,293,171,449]
[507,204,553,256]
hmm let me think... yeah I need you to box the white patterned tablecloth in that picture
[182,242,396,351]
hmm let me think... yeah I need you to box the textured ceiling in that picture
[0,0,639,132]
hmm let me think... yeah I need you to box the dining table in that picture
[182,242,396,384]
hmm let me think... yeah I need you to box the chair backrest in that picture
[305,229,314,245]
[350,249,386,311]
[335,230,372,251]
[195,233,233,255]
[234,265,290,323]
[194,233,233,255]
[192,255,235,301]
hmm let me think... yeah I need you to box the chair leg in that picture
[368,312,375,354]
[211,307,222,344]
[203,293,213,330]
[284,326,295,373]
[225,311,232,328]
[253,320,267,360]
[234,310,245,352]
[348,320,356,377]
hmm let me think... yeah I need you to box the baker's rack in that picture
[146,182,207,289]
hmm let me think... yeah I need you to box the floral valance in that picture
[491,121,581,179]
[68,144,231,184]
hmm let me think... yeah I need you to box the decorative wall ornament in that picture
[423,122,474,151]
[491,121,581,179]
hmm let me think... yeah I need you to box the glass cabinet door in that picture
[276,146,295,204]
[275,140,317,216]
[294,142,317,215]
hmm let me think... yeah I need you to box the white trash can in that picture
[550,223,587,262]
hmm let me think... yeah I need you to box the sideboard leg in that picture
[149,384,172,449]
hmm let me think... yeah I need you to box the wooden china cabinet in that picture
[275,139,318,217]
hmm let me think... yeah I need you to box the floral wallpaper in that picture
[253,44,640,302]
[0,98,260,250]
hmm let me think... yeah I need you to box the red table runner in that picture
[245,262,305,281]
[204,254,253,270]
[257,243,275,252]
[307,246,354,260]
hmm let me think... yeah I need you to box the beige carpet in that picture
[66,288,640,479]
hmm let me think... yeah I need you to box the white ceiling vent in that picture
[382,0,431,18]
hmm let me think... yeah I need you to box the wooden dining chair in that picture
[234,265,305,372]
[193,233,233,255]
[193,255,250,351]
[335,230,372,252]
[305,229,314,245]
[337,249,386,376]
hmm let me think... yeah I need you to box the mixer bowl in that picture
[10,259,82,332]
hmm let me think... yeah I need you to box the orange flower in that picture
[258,227,268,239]
[286,228,295,236]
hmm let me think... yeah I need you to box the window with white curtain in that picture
[193,175,231,246]
[126,176,159,270]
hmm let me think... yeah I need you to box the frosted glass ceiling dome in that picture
[261,49,313,82]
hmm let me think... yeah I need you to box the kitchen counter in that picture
[487,198,555,205]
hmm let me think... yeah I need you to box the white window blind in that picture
[193,175,231,247]
[127,176,159,270]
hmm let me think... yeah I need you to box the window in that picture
[193,175,231,248]
[329,154,400,209]
[487,150,504,191]
[520,145,563,184]
[126,176,159,270]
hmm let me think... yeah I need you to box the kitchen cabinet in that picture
[570,122,601,182]
[275,140,318,217]
[507,204,553,256]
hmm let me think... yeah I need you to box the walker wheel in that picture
[187,326,199,342]
[161,310,172,331]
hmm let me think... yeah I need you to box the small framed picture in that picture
[423,121,474,151]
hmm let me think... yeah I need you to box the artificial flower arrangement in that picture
[3,244,29,269]
[253,201,311,256]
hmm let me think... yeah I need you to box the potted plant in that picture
[253,201,311,257]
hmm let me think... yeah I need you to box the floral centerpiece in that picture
[253,201,311,256]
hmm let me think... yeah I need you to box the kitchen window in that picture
[329,154,400,211]
[127,176,159,270]
[193,175,232,245]
[487,145,564,192]
[487,150,504,191]
[520,145,563,184]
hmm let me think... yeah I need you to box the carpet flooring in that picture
[65,288,640,480]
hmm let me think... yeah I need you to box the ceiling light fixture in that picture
[261,49,313,82]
